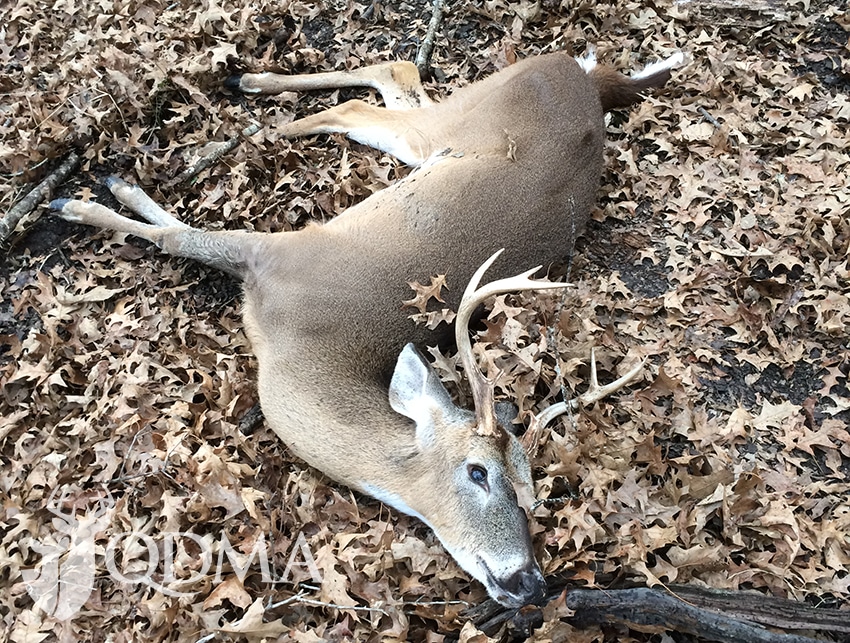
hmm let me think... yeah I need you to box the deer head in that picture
[370,250,577,606]
[381,250,646,605]
[385,342,543,606]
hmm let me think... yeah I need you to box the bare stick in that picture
[173,123,261,186]
[0,151,81,243]
[566,588,828,643]
[415,0,446,76]
[266,591,389,615]
[666,584,850,634]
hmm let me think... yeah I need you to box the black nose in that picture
[501,562,547,606]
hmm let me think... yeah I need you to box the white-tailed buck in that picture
[53,48,681,606]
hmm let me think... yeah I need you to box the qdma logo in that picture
[22,486,114,621]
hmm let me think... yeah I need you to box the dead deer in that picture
[52,48,682,607]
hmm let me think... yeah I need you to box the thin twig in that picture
[267,593,389,615]
[401,599,471,607]
[266,589,308,610]
[115,426,186,487]
[415,0,446,77]
[116,425,154,482]
[297,598,388,615]
[173,123,261,186]
[0,151,81,243]
[266,591,468,617]
[1,157,49,179]
[297,583,321,592]
[699,106,722,128]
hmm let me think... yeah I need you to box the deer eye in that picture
[468,465,488,486]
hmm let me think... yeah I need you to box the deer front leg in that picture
[226,61,432,110]
[52,178,253,278]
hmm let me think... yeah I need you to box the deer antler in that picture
[457,249,573,436]
[521,348,646,453]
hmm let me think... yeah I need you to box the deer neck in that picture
[255,355,431,501]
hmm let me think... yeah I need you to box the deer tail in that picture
[577,49,684,112]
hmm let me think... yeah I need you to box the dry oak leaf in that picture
[390,535,450,574]
[752,400,803,431]
[315,544,358,608]
[779,419,850,457]
[210,42,238,68]
[8,609,52,643]
[787,82,816,102]
[218,597,287,637]
[197,477,245,519]
[680,122,715,142]
[409,308,457,330]
[402,274,448,314]
[458,620,500,643]
[488,295,524,320]
[204,575,253,610]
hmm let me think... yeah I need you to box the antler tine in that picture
[457,249,573,436]
[522,349,646,453]
[576,348,646,408]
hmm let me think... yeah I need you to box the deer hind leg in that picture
[52,178,254,278]
[277,99,433,166]
[228,61,435,165]
[226,61,432,110]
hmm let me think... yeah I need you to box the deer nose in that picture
[501,561,547,606]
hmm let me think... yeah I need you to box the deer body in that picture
[54,50,681,606]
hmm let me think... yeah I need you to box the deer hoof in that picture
[223,74,243,91]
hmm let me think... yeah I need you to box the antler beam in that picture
[522,348,645,453]
[456,249,573,436]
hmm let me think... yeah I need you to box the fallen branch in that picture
[566,587,825,643]
[665,584,850,634]
[173,123,261,186]
[0,151,81,244]
[415,0,446,77]
[467,579,849,641]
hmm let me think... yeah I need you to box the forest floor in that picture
[1,0,849,641]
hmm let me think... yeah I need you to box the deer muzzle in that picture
[480,557,547,607]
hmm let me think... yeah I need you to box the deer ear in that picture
[389,344,455,444]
